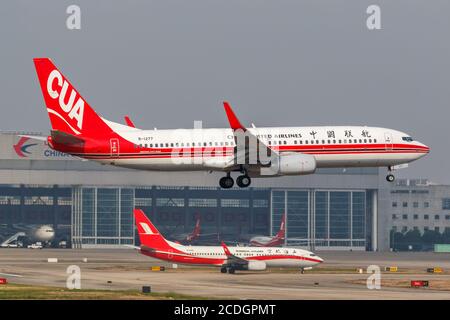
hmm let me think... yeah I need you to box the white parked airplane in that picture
[33,58,430,188]
[134,209,323,274]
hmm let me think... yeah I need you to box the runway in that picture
[1,249,449,299]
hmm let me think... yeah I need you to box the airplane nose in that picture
[420,142,430,154]
[316,256,324,264]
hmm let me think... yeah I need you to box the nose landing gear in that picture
[386,174,395,182]
[386,166,395,182]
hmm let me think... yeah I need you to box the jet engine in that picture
[276,153,316,175]
[245,260,267,271]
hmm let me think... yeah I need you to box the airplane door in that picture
[110,138,119,157]
[384,132,393,150]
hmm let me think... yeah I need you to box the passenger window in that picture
[305,140,308,144]
[359,139,362,143]
[322,140,325,144]
[294,140,297,145]
[225,142,229,146]
[354,139,357,143]
[170,143,174,147]
[374,139,377,143]
[327,140,331,144]
[284,141,287,145]
[364,139,367,143]
[369,139,372,143]
[311,140,314,144]
[299,140,303,144]
[333,140,336,144]
[316,140,319,144]
[338,140,342,144]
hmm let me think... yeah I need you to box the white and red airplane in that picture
[33,58,430,188]
[250,214,285,247]
[134,209,323,274]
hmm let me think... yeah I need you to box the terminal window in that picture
[442,198,450,210]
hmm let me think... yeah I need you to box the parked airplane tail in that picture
[33,58,114,141]
[134,209,172,250]
[275,213,286,239]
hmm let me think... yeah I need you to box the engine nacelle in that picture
[276,153,316,175]
[246,260,267,271]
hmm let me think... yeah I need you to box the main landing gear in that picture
[220,266,236,274]
[219,173,234,189]
[386,166,395,183]
[219,172,251,189]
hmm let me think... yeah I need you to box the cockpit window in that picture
[310,254,317,257]
[402,136,414,142]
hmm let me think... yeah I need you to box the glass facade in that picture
[272,189,368,249]
[72,187,135,247]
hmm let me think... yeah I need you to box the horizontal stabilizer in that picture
[51,130,85,146]
[18,135,47,142]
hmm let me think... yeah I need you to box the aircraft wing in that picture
[124,115,136,128]
[222,102,277,170]
[221,241,248,266]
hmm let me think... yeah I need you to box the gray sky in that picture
[1,0,449,183]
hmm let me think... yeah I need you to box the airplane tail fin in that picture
[193,215,201,236]
[33,58,113,140]
[186,215,201,242]
[134,209,171,250]
[275,213,286,239]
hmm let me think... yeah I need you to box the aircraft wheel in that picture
[220,267,227,273]
[386,174,395,182]
[228,267,235,274]
[300,268,305,274]
[219,176,234,189]
[236,175,251,188]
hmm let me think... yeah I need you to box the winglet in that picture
[221,241,232,256]
[223,101,246,131]
[124,115,136,128]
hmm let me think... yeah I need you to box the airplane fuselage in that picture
[67,122,429,173]
[140,241,322,269]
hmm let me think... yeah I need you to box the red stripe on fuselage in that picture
[140,248,321,265]
[70,143,428,159]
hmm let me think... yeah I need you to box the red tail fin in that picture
[186,215,201,242]
[275,213,286,239]
[134,209,171,250]
[33,58,112,139]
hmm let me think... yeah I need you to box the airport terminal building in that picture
[0,133,388,251]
